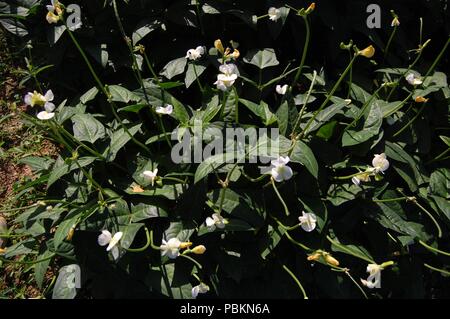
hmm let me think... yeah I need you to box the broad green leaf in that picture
[120,223,144,250]
[170,96,190,124]
[342,100,382,147]
[239,99,277,126]
[72,114,106,144]
[289,140,319,178]
[185,62,207,88]
[160,57,187,80]
[276,100,289,136]
[79,87,99,104]
[164,221,195,242]
[108,85,142,103]
[54,215,79,250]
[34,250,54,289]
[243,48,279,69]
[86,43,109,68]
[104,124,142,161]
[132,19,161,45]
[131,203,168,222]
[118,103,147,113]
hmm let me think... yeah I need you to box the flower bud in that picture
[214,39,225,54]
[324,254,340,266]
[191,245,207,255]
[179,241,193,249]
[305,3,316,14]
[358,45,375,58]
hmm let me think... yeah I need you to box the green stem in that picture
[291,16,310,88]
[424,263,450,276]
[143,52,160,83]
[372,197,409,203]
[282,264,308,299]
[299,54,358,139]
[180,254,203,270]
[383,26,398,61]
[419,241,450,257]
[233,86,239,124]
[271,178,291,216]
[423,36,450,78]
[0,203,39,213]
[392,102,426,137]
[126,227,151,252]
[0,253,55,265]
[192,63,204,93]
[284,231,312,251]
[291,70,317,137]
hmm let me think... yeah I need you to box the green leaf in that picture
[342,100,383,147]
[48,25,66,45]
[290,141,318,178]
[164,221,195,242]
[118,103,147,113]
[194,153,237,184]
[130,203,168,222]
[160,57,187,80]
[170,96,190,124]
[276,100,289,136]
[327,183,362,206]
[132,19,161,45]
[108,85,142,103]
[71,114,106,144]
[239,99,277,126]
[34,250,54,289]
[19,156,53,172]
[79,87,99,104]
[243,48,279,69]
[120,223,144,250]
[104,124,142,161]
[54,215,79,250]
[185,62,207,88]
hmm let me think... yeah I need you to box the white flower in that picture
[361,264,383,289]
[219,63,239,76]
[268,7,281,21]
[214,64,239,91]
[155,104,173,115]
[372,153,389,174]
[391,17,400,27]
[37,99,56,120]
[192,283,210,298]
[405,73,423,86]
[186,46,205,61]
[142,168,158,186]
[270,156,293,182]
[98,230,123,260]
[160,238,181,259]
[25,90,54,108]
[205,213,228,231]
[298,211,317,232]
[276,84,288,95]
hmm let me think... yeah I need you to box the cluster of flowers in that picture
[351,153,390,186]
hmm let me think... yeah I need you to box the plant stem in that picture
[419,240,450,257]
[291,70,317,137]
[282,264,308,299]
[424,263,450,276]
[383,26,398,62]
[291,16,310,88]
[392,102,426,137]
[271,178,290,216]
[299,54,358,139]
[126,227,151,252]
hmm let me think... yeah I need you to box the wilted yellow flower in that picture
[358,45,375,58]
[191,245,207,255]
[214,39,225,54]
[324,253,340,266]
[0,248,6,254]
[307,252,321,262]
[415,96,429,103]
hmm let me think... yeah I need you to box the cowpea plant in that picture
[0,0,450,299]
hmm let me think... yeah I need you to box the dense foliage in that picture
[1,0,450,299]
